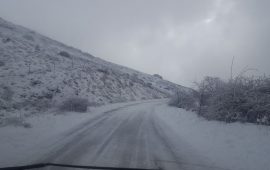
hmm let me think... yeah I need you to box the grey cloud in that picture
[0,0,269,87]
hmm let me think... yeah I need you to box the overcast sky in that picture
[0,0,269,87]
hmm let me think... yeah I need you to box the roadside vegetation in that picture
[170,74,270,125]
[59,97,89,112]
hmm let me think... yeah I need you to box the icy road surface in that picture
[36,100,214,170]
[34,100,216,170]
[1,99,270,170]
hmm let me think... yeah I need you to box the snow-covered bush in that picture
[97,68,109,74]
[33,99,52,111]
[169,90,198,111]
[59,97,89,112]
[170,75,270,125]
[58,51,71,58]
[195,76,270,125]
[2,116,32,128]
[0,86,14,101]
[30,79,42,86]
[153,74,163,79]
[22,34,34,41]
[0,61,5,67]
[2,37,10,43]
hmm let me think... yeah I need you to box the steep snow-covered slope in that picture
[0,17,190,117]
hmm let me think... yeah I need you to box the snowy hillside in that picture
[0,18,190,119]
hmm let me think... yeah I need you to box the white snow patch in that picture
[156,104,270,170]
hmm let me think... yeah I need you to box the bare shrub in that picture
[0,86,14,101]
[33,99,52,111]
[97,68,109,74]
[169,90,198,111]
[30,79,42,86]
[194,76,270,125]
[12,98,52,111]
[60,97,88,112]
[146,82,152,88]
[2,117,32,128]
[0,61,5,67]
[58,51,71,58]
[170,74,270,125]
[2,37,11,43]
[22,34,34,41]
[153,74,163,79]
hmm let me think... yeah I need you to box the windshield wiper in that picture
[0,163,160,170]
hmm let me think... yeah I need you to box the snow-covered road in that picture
[34,100,220,170]
[1,100,270,170]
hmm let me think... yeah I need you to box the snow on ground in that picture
[156,104,270,170]
[0,100,147,167]
[1,100,269,170]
